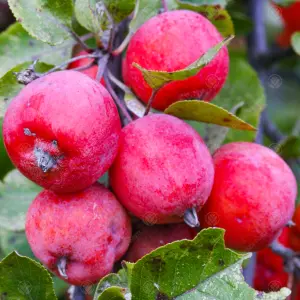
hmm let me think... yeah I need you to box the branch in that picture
[161,0,168,12]
[104,71,133,124]
[69,286,86,300]
[261,110,285,143]
[65,27,90,52]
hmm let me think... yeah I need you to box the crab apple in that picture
[68,50,105,85]
[122,10,229,111]
[109,114,214,225]
[199,142,297,252]
[126,224,197,262]
[272,1,300,47]
[25,183,132,285]
[3,70,121,193]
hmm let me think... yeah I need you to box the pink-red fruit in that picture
[3,70,121,193]
[110,114,214,224]
[199,142,297,252]
[126,224,197,262]
[123,10,229,111]
[25,183,132,285]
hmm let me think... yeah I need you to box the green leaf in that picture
[175,2,234,37]
[0,169,41,231]
[0,23,72,78]
[0,251,57,300]
[134,35,233,90]
[0,229,35,259]
[276,136,300,159]
[211,55,266,143]
[94,269,130,300]
[126,228,247,300]
[165,100,255,131]
[176,261,290,299]
[0,62,54,118]
[129,0,161,33]
[8,0,73,45]
[292,32,300,55]
[103,0,135,23]
[204,102,245,153]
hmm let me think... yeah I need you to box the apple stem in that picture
[161,0,168,12]
[57,257,68,279]
[64,26,90,52]
[111,32,133,56]
[184,208,200,228]
[96,54,109,82]
[144,89,159,116]
[107,71,132,94]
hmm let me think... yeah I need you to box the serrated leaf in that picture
[129,0,161,33]
[0,170,41,231]
[175,261,290,300]
[94,269,130,300]
[292,32,300,55]
[210,55,265,143]
[8,0,73,45]
[133,35,233,90]
[165,100,255,131]
[276,136,300,159]
[0,252,57,300]
[204,102,245,153]
[0,23,72,78]
[176,2,234,37]
[126,228,247,300]
[0,229,35,259]
[0,62,54,118]
[103,0,135,23]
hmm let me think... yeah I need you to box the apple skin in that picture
[199,142,297,252]
[25,183,132,286]
[3,70,121,193]
[110,114,214,224]
[123,10,229,111]
[68,50,105,85]
[126,224,197,262]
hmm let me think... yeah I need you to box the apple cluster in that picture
[2,10,297,286]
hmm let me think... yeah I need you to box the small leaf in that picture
[133,35,233,90]
[8,0,74,45]
[129,0,161,34]
[103,0,135,23]
[126,228,247,300]
[176,261,290,299]
[0,23,72,78]
[0,62,54,118]
[94,269,130,300]
[165,100,255,131]
[276,136,300,159]
[0,251,57,300]
[176,2,234,37]
[124,93,148,117]
[0,170,41,231]
[292,32,300,55]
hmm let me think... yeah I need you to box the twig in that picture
[161,0,168,12]
[69,286,86,300]
[96,54,109,81]
[41,54,100,76]
[261,110,285,143]
[66,27,90,52]
[71,62,95,72]
[144,89,159,116]
[112,32,133,56]
[104,71,133,124]
[107,70,132,94]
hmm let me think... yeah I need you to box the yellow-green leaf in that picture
[165,100,256,131]
[133,35,233,90]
